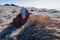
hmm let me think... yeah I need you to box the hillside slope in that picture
[0,5,60,40]
[15,14,60,40]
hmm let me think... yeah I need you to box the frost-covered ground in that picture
[0,5,60,40]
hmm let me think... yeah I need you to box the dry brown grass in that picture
[28,14,60,28]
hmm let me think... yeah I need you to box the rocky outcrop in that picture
[0,5,60,40]
[8,14,60,40]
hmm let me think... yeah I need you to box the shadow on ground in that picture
[0,24,20,39]
[16,23,57,40]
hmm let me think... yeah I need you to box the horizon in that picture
[0,0,60,9]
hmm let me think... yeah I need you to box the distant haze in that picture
[0,0,60,9]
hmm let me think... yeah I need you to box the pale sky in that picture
[0,0,60,9]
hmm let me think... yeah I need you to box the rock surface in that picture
[0,5,60,40]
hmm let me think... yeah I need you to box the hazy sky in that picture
[0,0,60,9]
